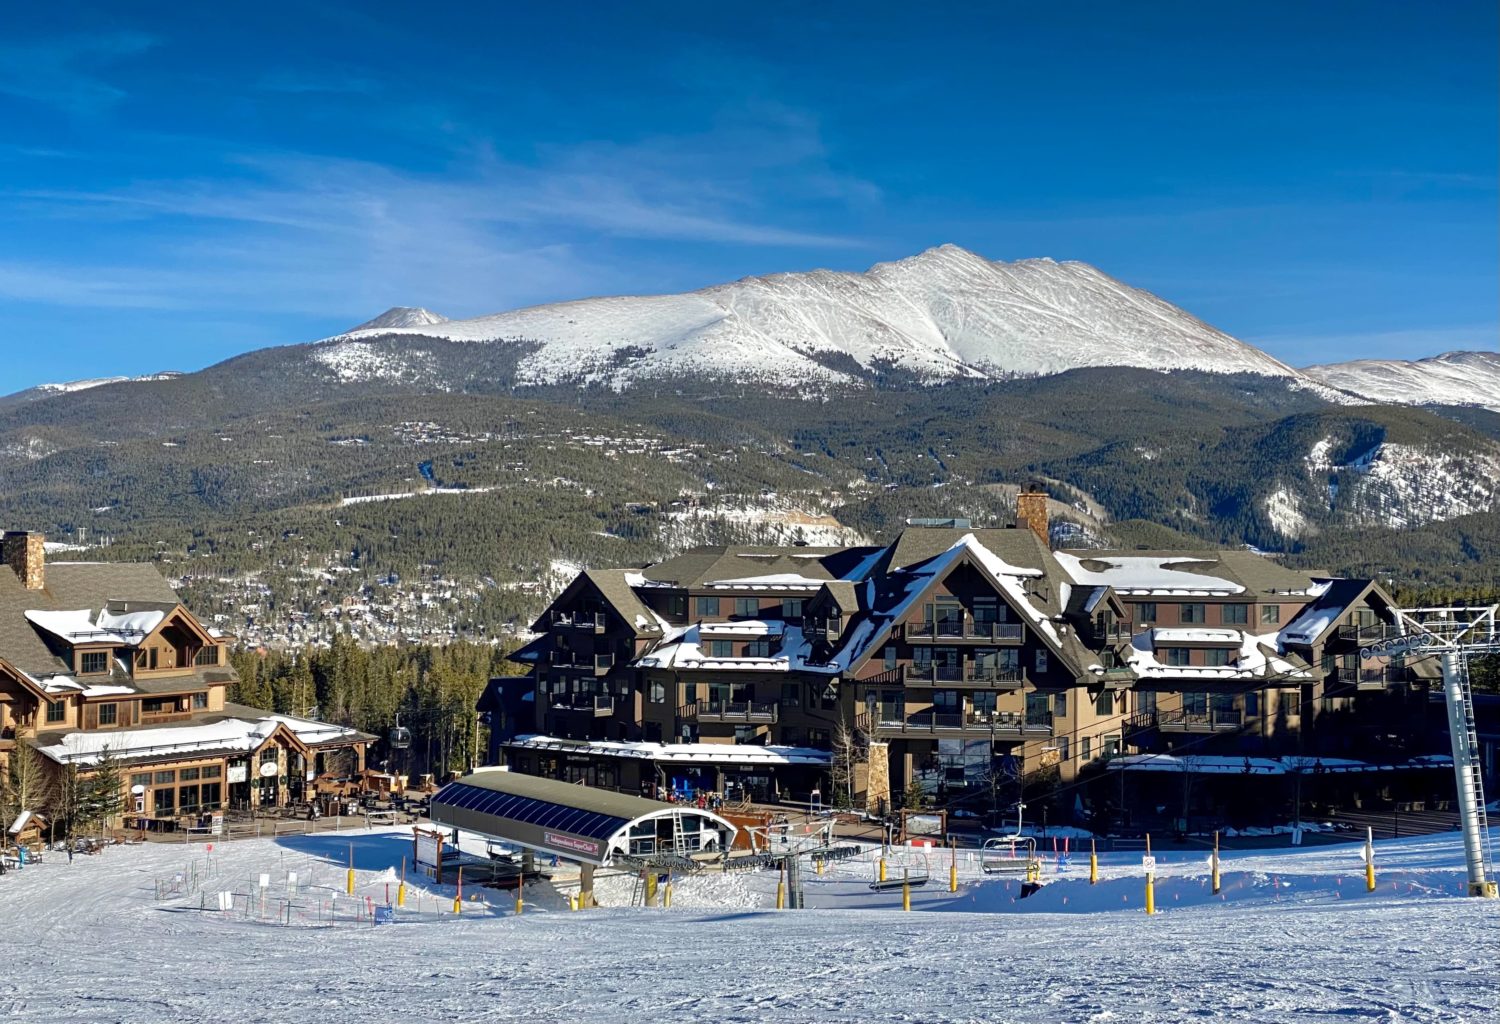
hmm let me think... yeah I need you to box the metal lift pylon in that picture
[1378,604,1500,898]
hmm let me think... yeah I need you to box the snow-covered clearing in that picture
[1,827,1496,1022]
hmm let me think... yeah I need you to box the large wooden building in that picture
[0,531,370,828]
[485,498,1455,825]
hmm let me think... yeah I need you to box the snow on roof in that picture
[1055,552,1244,595]
[633,623,792,672]
[1125,629,1311,680]
[8,809,39,834]
[697,620,786,636]
[506,734,831,766]
[703,573,828,591]
[1151,628,1244,644]
[97,608,167,636]
[36,711,366,767]
[24,610,127,645]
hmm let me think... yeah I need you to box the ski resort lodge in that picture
[0,531,371,826]
[485,495,1460,828]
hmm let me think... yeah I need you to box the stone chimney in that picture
[1015,492,1050,548]
[3,531,45,590]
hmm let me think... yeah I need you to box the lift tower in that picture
[1366,604,1500,898]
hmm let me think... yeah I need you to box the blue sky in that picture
[1,1,1495,390]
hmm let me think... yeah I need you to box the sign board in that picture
[227,764,248,784]
[415,831,442,868]
[904,814,944,837]
[209,812,223,836]
[543,831,601,858]
[1142,855,1157,873]
[306,769,315,782]
[258,761,279,778]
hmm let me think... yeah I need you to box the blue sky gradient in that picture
[1,1,1495,390]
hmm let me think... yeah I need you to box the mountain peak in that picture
[349,307,448,332]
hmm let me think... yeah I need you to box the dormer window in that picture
[79,651,109,674]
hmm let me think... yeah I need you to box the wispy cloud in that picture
[0,31,157,113]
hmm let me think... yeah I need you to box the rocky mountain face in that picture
[316,245,1306,390]
[1304,351,1500,413]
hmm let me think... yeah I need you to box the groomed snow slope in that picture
[1,827,1496,1022]
[321,245,1302,390]
[1304,351,1500,413]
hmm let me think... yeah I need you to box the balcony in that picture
[1336,623,1391,645]
[868,709,1052,739]
[552,611,606,633]
[680,700,778,724]
[901,619,1025,644]
[1355,667,1414,691]
[549,695,615,717]
[1156,708,1243,733]
[903,663,1026,690]
[550,653,617,676]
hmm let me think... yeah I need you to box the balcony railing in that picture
[1156,708,1243,732]
[903,663,1026,688]
[549,695,615,716]
[1336,623,1391,644]
[681,700,778,724]
[552,611,606,632]
[903,619,1025,643]
[868,710,1052,738]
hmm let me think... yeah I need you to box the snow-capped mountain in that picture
[1303,351,1500,413]
[318,246,1302,390]
[349,306,448,332]
[32,371,182,394]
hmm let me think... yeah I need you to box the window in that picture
[153,788,175,816]
[192,692,208,710]
[1184,692,1208,714]
[1096,690,1114,716]
[1181,603,1206,624]
[1052,692,1068,718]
[1056,736,1070,761]
[154,769,176,785]
[1101,735,1121,758]
[884,646,897,671]
[200,782,221,809]
[827,615,842,638]
[781,682,799,707]
[707,640,733,658]
[80,650,108,674]
[179,767,200,781]
[1203,648,1232,667]
[666,594,687,619]
[1080,736,1092,761]
[649,681,666,704]
[98,703,118,726]
[130,773,151,789]
[47,700,65,723]
[194,646,219,666]
[746,640,771,658]
[1163,647,1191,667]
[178,785,201,813]
[695,596,719,618]
[1136,602,1157,625]
[734,598,758,618]
[1222,604,1249,625]
[781,598,803,619]
[201,765,222,779]
[1245,692,1259,717]
[1035,649,1049,674]
[1025,692,1050,726]
[1260,604,1281,625]
[973,691,997,714]
[143,698,167,714]
[1137,690,1157,714]
[932,690,960,711]
[260,747,278,764]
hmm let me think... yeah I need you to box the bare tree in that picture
[829,711,866,810]
[1,740,53,851]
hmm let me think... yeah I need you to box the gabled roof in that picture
[1279,578,1398,647]
[529,568,665,637]
[639,545,880,589]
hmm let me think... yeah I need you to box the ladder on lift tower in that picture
[1449,656,1494,886]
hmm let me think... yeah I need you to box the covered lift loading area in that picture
[429,769,738,906]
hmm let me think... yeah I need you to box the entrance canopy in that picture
[430,769,738,867]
